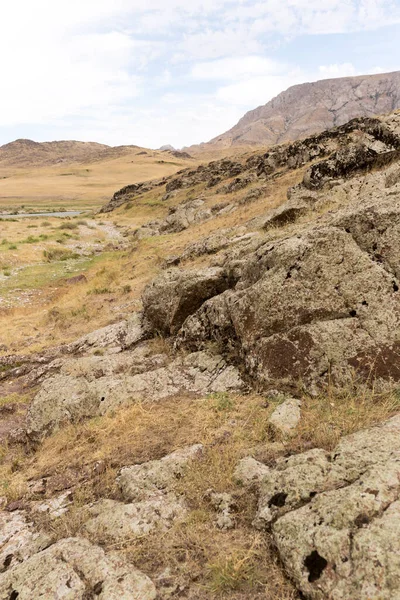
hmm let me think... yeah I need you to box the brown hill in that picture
[0,138,144,167]
[199,70,400,149]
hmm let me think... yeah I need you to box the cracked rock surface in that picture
[27,348,244,438]
[238,414,400,599]
[0,537,156,600]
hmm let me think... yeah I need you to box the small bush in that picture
[59,222,78,230]
[88,287,111,295]
[8,244,17,250]
[43,247,80,262]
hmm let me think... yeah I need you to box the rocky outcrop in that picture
[142,267,235,336]
[177,223,400,391]
[134,198,235,239]
[165,160,243,193]
[0,511,51,573]
[0,537,156,599]
[100,179,167,213]
[236,414,400,599]
[27,349,244,438]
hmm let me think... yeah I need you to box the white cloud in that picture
[191,56,283,81]
[318,63,358,77]
[0,0,398,147]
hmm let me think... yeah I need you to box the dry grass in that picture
[0,149,195,211]
[0,380,398,596]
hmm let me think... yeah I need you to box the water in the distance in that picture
[0,211,82,219]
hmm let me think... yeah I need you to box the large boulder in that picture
[178,224,400,391]
[237,415,400,599]
[142,267,235,336]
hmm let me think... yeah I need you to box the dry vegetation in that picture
[1,382,399,597]
[0,147,195,211]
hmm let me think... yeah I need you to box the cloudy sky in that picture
[0,0,399,148]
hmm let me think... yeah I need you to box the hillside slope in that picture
[3,111,400,598]
[202,70,400,149]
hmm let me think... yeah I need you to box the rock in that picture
[165,159,243,193]
[208,491,236,530]
[248,414,400,599]
[27,350,244,438]
[0,511,51,573]
[178,222,400,391]
[83,496,186,542]
[0,537,156,599]
[67,313,145,354]
[234,456,270,486]
[142,267,235,336]
[159,199,212,234]
[31,491,73,519]
[268,398,302,435]
[118,445,203,502]
[84,446,202,543]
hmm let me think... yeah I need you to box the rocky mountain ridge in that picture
[197,70,400,149]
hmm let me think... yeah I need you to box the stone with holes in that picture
[243,414,400,599]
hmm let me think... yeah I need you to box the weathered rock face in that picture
[118,445,203,502]
[0,511,51,573]
[27,348,244,438]
[142,267,235,336]
[178,223,400,391]
[237,415,400,599]
[84,445,203,543]
[0,537,156,599]
[134,198,236,239]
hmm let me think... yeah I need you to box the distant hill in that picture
[0,139,143,167]
[198,70,400,149]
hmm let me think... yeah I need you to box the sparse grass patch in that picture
[59,222,78,230]
[43,247,80,262]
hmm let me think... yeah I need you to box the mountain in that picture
[0,138,142,167]
[202,70,400,149]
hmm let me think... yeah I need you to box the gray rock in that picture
[83,496,186,542]
[119,445,203,502]
[268,398,302,435]
[67,313,145,354]
[142,267,235,336]
[0,537,156,599]
[208,491,236,530]
[27,351,244,438]
[84,446,202,543]
[0,511,51,573]
[247,414,400,599]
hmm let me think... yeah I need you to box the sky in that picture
[0,0,399,148]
